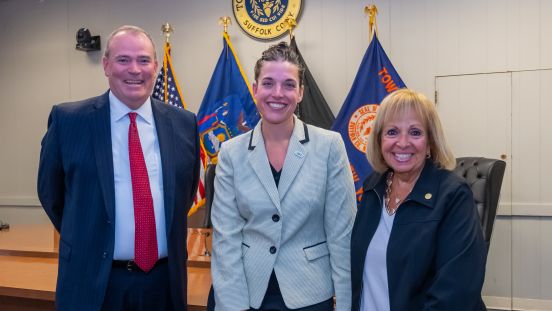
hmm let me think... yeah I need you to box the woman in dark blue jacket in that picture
[351,89,487,311]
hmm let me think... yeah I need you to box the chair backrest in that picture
[202,163,217,229]
[452,157,506,250]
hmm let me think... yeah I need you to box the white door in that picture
[435,73,512,212]
[436,73,513,308]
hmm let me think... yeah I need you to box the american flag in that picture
[152,43,186,109]
[152,42,207,216]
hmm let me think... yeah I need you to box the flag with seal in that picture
[331,33,406,201]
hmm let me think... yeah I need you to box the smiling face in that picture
[380,108,430,180]
[102,31,158,110]
[253,60,304,128]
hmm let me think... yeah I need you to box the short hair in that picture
[104,25,157,59]
[253,41,305,86]
[366,88,456,173]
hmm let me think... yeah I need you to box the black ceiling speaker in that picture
[76,28,101,52]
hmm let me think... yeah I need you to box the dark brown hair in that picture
[253,41,304,86]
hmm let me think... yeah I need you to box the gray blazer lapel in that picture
[278,119,308,201]
[92,92,116,224]
[152,101,176,235]
[248,123,282,210]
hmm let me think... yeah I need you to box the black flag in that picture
[291,37,335,129]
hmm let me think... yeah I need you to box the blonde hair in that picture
[366,88,455,173]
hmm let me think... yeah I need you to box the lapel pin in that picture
[424,193,432,200]
[294,151,304,158]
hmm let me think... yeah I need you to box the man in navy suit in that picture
[37,25,199,310]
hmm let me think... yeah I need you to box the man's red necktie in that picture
[128,112,158,272]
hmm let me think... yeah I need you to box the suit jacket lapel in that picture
[278,118,308,201]
[92,92,116,224]
[248,122,282,211]
[152,101,176,235]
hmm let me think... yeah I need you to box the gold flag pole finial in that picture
[364,4,378,41]
[284,13,297,41]
[219,16,232,34]
[161,22,173,43]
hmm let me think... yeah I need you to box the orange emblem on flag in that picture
[348,104,379,153]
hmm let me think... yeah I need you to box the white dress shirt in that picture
[360,203,395,311]
[109,92,167,260]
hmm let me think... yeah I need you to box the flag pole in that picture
[364,4,378,43]
[161,22,173,43]
[160,23,174,103]
[219,16,232,59]
[219,16,231,35]
[284,14,297,41]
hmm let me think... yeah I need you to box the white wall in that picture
[1,0,550,309]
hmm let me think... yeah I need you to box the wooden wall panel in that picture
[538,71,552,204]
[512,72,544,204]
[507,0,541,71]
[540,1,552,68]
[512,217,542,299]
[483,217,513,300]
[540,219,552,299]
[0,0,69,207]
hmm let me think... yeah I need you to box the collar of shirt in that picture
[109,91,153,124]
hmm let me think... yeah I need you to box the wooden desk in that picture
[0,256,57,301]
[0,224,212,310]
[187,267,211,310]
[0,224,211,263]
[0,255,211,310]
[187,228,212,268]
[0,224,57,258]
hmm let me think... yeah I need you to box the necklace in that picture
[384,171,414,216]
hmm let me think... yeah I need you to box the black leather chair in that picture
[187,163,217,228]
[199,163,216,256]
[202,163,217,229]
[186,163,216,256]
[452,157,506,252]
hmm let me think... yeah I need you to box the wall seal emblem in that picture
[233,0,302,40]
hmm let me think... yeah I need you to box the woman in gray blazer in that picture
[209,42,356,310]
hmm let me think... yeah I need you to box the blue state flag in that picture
[331,33,406,201]
[197,33,260,163]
